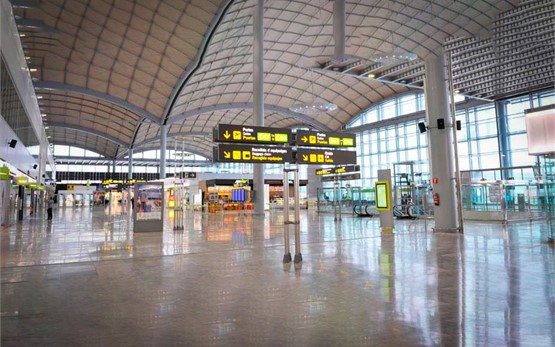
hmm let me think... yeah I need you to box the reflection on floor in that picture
[1,207,554,346]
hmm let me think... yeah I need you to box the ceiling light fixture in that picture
[37,95,43,99]
[29,68,37,72]
[289,102,338,115]
[371,51,417,65]
[367,73,376,78]
[289,69,337,115]
[368,2,418,65]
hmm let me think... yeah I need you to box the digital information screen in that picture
[375,181,390,211]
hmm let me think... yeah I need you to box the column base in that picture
[283,253,292,263]
[433,227,462,233]
[294,253,303,263]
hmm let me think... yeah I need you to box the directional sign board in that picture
[16,177,28,185]
[214,144,294,163]
[315,165,360,175]
[0,167,9,181]
[321,173,361,182]
[297,148,356,165]
[214,124,292,145]
[296,130,356,148]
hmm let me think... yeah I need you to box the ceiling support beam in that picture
[47,122,128,147]
[168,102,332,132]
[34,81,160,124]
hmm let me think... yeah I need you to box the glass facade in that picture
[30,90,554,185]
[1,58,39,147]
[456,104,500,171]
[504,91,555,167]
[345,89,554,189]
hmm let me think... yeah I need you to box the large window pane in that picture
[511,150,535,166]
[399,94,416,115]
[509,133,528,151]
[478,138,499,154]
[381,100,396,120]
[365,109,378,123]
[70,147,85,157]
[479,154,500,169]
[54,145,70,156]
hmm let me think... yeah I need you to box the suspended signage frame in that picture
[315,165,360,175]
[321,173,361,182]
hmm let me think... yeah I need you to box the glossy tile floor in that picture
[1,206,554,346]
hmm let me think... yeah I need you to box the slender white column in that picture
[128,148,133,180]
[333,0,345,60]
[424,51,459,232]
[253,0,265,216]
[160,125,167,179]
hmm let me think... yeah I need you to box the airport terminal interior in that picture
[1,0,554,345]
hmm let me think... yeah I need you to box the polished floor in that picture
[1,206,554,346]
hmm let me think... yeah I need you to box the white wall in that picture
[0,0,52,182]
[0,116,39,179]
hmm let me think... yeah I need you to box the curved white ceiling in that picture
[13,0,553,160]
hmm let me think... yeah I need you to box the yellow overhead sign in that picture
[0,167,9,181]
[296,130,356,148]
[297,149,356,165]
[215,124,292,145]
[215,144,294,163]
[16,177,28,185]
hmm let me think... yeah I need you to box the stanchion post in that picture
[335,174,343,220]
[333,177,338,221]
[294,166,300,225]
[283,165,291,263]
[293,166,302,263]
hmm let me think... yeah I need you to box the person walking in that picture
[47,196,54,220]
